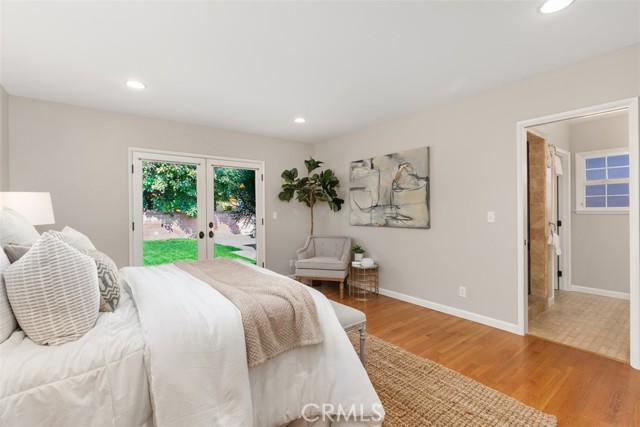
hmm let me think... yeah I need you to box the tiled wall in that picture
[528,133,549,319]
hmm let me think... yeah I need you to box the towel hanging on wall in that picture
[547,145,563,176]
[548,227,562,255]
[553,153,563,176]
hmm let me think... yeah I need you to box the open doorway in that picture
[516,98,640,369]
[527,112,630,362]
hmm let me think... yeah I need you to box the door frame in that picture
[516,97,640,369]
[128,148,266,268]
[556,147,572,293]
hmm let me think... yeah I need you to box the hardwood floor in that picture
[318,284,640,427]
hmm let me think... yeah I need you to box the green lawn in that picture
[143,238,256,266]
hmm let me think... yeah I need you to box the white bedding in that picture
[123,263,383,427]
[0,263,383,427]
[0,291,152,427]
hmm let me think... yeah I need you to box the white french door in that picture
[130,149,265,267]
[205,159,264,263]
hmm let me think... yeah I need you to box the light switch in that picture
[272,211,278,219]
[487,211,496,223]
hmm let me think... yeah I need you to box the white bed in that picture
[0,263,383,427]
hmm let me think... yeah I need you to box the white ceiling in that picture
[1,1,638,143]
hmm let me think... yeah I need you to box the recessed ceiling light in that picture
[126,80,146,90]
[539,0,574,14]
[293,117,306,124]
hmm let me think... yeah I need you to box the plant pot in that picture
[354,253,364,261]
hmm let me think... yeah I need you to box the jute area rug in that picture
[354,334,558,427]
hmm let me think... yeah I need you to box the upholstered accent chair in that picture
[295,236,351,298]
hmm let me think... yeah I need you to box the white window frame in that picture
[575,147,630,214]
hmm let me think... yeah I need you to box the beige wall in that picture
[0,85,8,191]
[315,45,639,325]
[8,97,313,272]
[570,114,630,294]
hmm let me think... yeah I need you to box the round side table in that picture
[349,264,379,301]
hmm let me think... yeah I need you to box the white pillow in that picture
[0,249,18,343]
[61,226,96,251]
[4,232,100,345]
[0,208,40,246]
[48,230,120,312]
[0,249,9,271]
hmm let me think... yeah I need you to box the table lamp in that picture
[0,192,56,225]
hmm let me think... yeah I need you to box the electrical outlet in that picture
[487,211,496,223]
[459,286,466,298]
[290,259,295,267]
[273,211,278,219]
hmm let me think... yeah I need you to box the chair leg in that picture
[339,280,344,299]
[359,322,366,366]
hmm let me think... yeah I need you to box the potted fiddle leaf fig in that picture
[278,156,344,235]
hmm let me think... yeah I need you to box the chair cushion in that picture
[295,268,348,280]
[314,237,348,258]
[329,300,366,329]
[295,256,348,271]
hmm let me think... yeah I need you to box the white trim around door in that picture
[516,97,640,370]
[556,147,572,293]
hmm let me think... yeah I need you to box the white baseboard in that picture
[378,287,519,334]
[570,284,630,300]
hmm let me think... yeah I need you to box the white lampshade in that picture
[0,192,55,225]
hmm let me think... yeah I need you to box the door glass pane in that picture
[212,167,257,264]
[142,161,198,265]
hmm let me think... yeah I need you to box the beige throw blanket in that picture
[175,258,323,368]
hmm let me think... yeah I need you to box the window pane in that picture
[607,154,629,167]
[608,195,629,208]
[608,166,630,179]
[586,196,606,207]
[586,169,606,180]
[607,183,629,196]
[586,184,606,196]
[586,157,606,169]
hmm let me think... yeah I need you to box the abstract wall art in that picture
[349,146,430,228]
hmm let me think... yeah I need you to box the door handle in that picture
[199,231,205,239]
[209,222,214,229]
[209,231,214,238]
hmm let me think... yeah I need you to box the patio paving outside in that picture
[143,210,256,262]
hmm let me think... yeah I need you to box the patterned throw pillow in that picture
[0,249,18,343]
[47,231,121,312]
[3,233,100,345]
[86,249,121,312]
[0,208,40,246]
